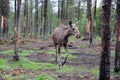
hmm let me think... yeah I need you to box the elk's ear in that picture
[69,21,72,27]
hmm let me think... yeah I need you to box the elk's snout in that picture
[76,34,81,39]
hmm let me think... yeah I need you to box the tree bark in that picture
[50,6,52,35]
[86,0,93,46]
[93,0,97,38]
[43,0,48,37]
[0,16,3,40]
[23,0,28,37]
[78,0,81,21]
[65,0,68,23]
[99,0,112,79]
[40,0,44,35]
[0,0,9,40]
[34,0,39,35]
[58,0,61,26]
[13,0,21,61]
[114,0,120,72]
[14,0,17,37]
[61,0,65,23]
[30,0,33,36]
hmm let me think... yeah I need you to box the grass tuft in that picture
[95,36,101,41]
[79,45,86,48]
[0,57,56,71]
[9,58,56,70]
[0,49,33,56]
[57,65,75,73]
[37,73,55,80]
[0,59,10,70]
[90,68,99,76]
[2,75,29,80]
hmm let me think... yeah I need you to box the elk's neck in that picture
[63,28,72,40]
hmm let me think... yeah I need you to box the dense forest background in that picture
[0,0,116,38]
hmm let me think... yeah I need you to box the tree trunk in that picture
[34,0,39,35]
[99,0,112,79]
[0,16,3,40]
[14,0,16,37]
[49,7,52,35]
[0,0,9,40]
[58,0,61,26]
[13,0,21,61]
[78,0,81,21]
[43,0,48,37]
[0,3,1,40]
[69,0,73,20]
[65,0,68,23]
[61,0,65,23]
[114,0,120,72]
[87,0,93,46]
[23,0,28,37]
[30,0,33,36]
[40,0,44,35]
[93,0,97,38]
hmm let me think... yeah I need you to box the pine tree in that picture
[13,0,21,61]
[99,0,112,79]
[114,0,120,72]
[34,0,39,35]
[43,0,48,37]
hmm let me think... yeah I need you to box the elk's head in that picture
[69,21,81,38]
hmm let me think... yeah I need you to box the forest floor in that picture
[0,36,120,80]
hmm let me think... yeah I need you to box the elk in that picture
[52,21,81,69]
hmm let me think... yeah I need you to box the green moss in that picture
[0,59,7,65]
[0,49,13,54]
[0,58,57,79]
[76,66,88,72]
[0,59,10,70]
[77,66,99,77]
[38,62,56,70]
[3,75,29,80]
[0,57,56,71]
[9,58,56,70]
[0,49,33,56]
[90,68,99,76]
[37,73,55,80]
[57,65,75,73]
[79,45,86,48]
[18,49,33,56]
[10,58,40,70]
[95,36,101,41]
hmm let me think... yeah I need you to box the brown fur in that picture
[52,24,72,46]
[52,21,81,69]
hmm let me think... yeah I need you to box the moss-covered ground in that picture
[0,36,119,80]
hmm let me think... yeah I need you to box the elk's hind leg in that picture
[62,44,68,65]
[58,45,61,69]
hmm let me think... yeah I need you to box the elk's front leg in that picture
[58,45,61,69]
[62,45,69,65]
[55,45,58,62]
